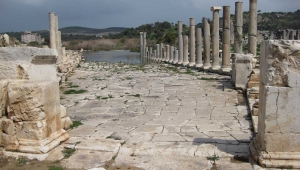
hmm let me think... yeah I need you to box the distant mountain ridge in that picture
[58,26,127,35]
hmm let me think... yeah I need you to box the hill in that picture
[58,26,127,36]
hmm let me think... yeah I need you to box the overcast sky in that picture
[0,0,299,32]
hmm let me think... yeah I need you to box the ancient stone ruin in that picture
[139,0,300,168]
[0,12,81,155]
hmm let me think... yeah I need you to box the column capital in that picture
[211,6,222,11]
[139,32,143,35]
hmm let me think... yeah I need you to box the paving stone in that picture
[57,62,253,169]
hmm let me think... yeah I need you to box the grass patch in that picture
[185,68,196,75]
[48,166,65,170]
[125,77,133,80]
[165,66,180,73]
[62,148,76,158]
[67,82,79,88]
[234,103,239,106]
[108,94,113,98]
[63,89,87,94]
[70,121,83,129]
[206,153,219,164]
[121,141,126,146]
[17,156,29,166]
[96,96,101,100]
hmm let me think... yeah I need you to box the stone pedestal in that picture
[250,40,300,168]
[182,35,189,66]
[234,2,243,53]
[210,6,221,71]
[203,19,211,70]
[195,28,203,68]
[178,21,183,65]
[220,6,231,73]
[248,0,257,55]
[2,80,69,153]
[188,18,195,67]
[233,54,253,90]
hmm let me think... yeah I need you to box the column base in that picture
[5,129,69,154]
[219,67,232,75]
[182,62,189,66]
[195,63,203,68]
[203,65,211,71]
[168,60,173,63]
[172,61,178,65]
[209,65,221,71]
[177,61,183,65]
[188,62,195,67]
[250,138,300,169]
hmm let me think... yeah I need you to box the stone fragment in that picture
[0,80,8,117]
[7,80,60,121]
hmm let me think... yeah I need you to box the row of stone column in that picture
[140,0,257,75]
[49,12,62,61]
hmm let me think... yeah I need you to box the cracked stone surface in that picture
[59,62,253,169]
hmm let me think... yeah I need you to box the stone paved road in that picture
[59,61,253,170]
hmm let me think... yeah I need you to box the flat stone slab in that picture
[57,62,254,169]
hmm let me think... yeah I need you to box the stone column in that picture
[221,6,231,73]
[203,19,211,70]
[178,21,183,65]
[49,12,57,50]
[182,35,189,66]
[140,32,144,57]
[143,32,147,57]
[58,31,62,56]
[62,47,66,58]
[55,14,59,54]
[165,45,170,62]
[169,46,174,63]
[174,50,178,64]
[196,28,203,68]
[248,0,257,55]
[149,47,153,58]
[210,6,222,71]
[235,2,243,53]
[146,47,149,57]
[189,18,196,67]
[156,44,160,60]
[160,43,163,61]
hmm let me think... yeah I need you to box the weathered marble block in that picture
[0,80,9,117]
[251,40,300,168]
[233,54,253,90]
[7,80,60,121]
